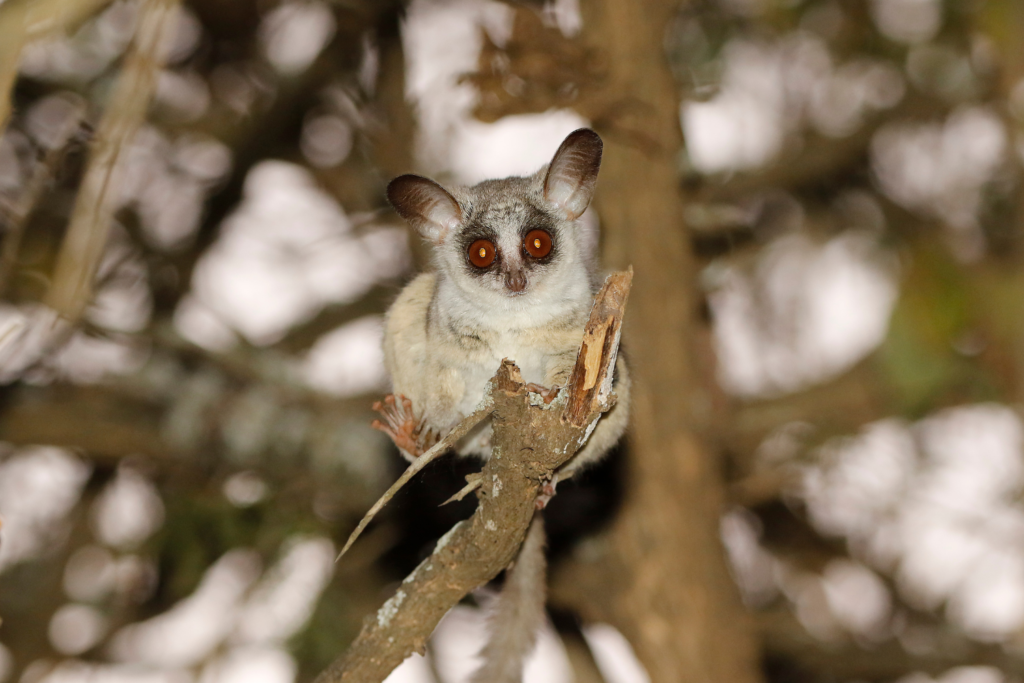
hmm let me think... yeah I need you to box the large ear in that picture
[544,128,603,220]
[387,174,463,244]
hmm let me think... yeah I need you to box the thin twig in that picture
[0,110,87,297]
[0,316,25,351]
[0,32,23,138]
[0,0,116,43]
[336,407,491,560]
[441,474,483,506]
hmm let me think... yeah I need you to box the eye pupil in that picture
[468,239,496,268]
[524,229,552,259]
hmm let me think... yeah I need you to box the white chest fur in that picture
[451,331,550,416]
[431,276,587,417]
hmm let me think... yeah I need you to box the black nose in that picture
[505,270,527,293]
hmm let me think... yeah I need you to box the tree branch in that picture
[0,107,87,297]
[0,29,22,137]
[0,0,116,43]
[43,0,179,322]
[315,270,632,683]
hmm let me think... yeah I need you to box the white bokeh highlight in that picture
[303,316,387,397]
[710,232,898,397]
[386,604,577,683]
[802,405,1024,640]
[91,467,166,550]
[49,603,109,655]
[0,447,91,572]
[108,535,334,683]
[259,1,336,75]
[683,34,904,174]
[870,0,942,44]
[183,161,408,346]
[872,106,1007,258]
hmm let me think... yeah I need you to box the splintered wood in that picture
[317,270,632,683]
[563,267,632,427]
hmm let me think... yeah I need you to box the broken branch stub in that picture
[316,270,631,683]
[563,267,632,427]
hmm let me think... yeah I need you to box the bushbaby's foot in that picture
[526,383,561,405]
[371,394,438,459]
[535,479,558,510]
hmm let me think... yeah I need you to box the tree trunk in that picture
[551,2,764,682]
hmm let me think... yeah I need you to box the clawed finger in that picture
[526,383,561,404]
[370,394,435,459]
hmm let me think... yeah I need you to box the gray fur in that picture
[384,128,627,470]
[383,129,630,682]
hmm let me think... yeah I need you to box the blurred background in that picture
[2,0,1024,682]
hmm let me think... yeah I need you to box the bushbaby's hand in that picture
[525,383,560,404]
[371,394,439,460]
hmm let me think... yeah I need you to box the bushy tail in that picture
[470,514,547,683]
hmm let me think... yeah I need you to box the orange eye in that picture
[468,239,496,268]
[524,229,552,258]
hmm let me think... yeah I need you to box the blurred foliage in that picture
[3,0,1024,682]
